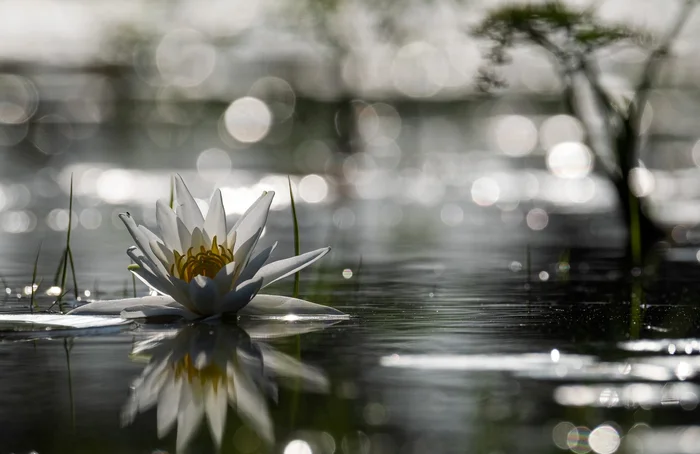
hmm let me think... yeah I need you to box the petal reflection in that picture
[122,322,334,450]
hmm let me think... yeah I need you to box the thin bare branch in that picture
[632,0,697,124]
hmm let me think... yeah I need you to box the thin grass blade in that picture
[169,175,175,209]
[67,247,79,300]
[30,242,42,312]
[288,176,300,298]
[131,260,137,297]
[57,174,75,311]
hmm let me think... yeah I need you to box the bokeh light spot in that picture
[0,74,38,124]
[298,174,328,204]
[0,210,35,233]
[249,76,296,122]
[97,169,134,204]
[440,204,464,226]
[284,440,312,454]
[547,142,593,179]
[567,426,592,454]
[553,422,576,450]
[471,177,500,206]
[156,29,216,87]
[629,167,655,197]
[526,208,549,231]
[392,41,448,98]
[80,208,102,230]
[224,97,272,143]
[589,425,620,454]
[492,115,538,157]
[540,115,584,150]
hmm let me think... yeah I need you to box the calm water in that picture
[1,109,700,454]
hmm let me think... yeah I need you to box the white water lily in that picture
[122,322,331,451]
[72,176,342,320]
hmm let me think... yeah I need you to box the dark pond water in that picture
[1,109,700,454]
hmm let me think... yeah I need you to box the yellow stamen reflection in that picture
[173,354,227,393]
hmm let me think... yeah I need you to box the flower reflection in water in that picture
[121,321,334,451]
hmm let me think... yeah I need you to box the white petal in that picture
[156,199,182,252]
[238,294,348,319]
[219,278,263,313]
[190,227,206,251]
[157,378,182,438]
[120,305,195,320]
[254,247,330,288]
[139,225,163,244]
[226,230,236,252]
[176,380,205,452]
[204,384,228,449]
[170,276,199,313]
[174,175,205,232]
[128,247,189,304]
[126,246,159,274]
[149,239,172,269]
[233,230,263,270]
[235,242,276,285]
[67,295,176,316]
[213,261,237,295]
[152,240,175,269]
[177,216,192,253]
[204,189,227,245]
[229,191,274,256]
[120,213,169,277]
[189,275,219,315]
[129,265,171,296]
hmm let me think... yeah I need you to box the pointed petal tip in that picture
[239,294,348,319]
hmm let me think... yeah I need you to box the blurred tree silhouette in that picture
[474,0,698,260]
[281,0,403,155]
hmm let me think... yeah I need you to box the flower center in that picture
[171,236,234,282]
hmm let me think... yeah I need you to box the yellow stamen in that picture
[170,235,235,282]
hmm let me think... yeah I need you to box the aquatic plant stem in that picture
[289,335,302,428]
[629,280,642,340]
[169,175,175,210]
[53,248,66,286]
[57,175,75,312]
[64,338,76,429]
[67,248,79,300]
[288,176,301,298]
[629,191,642,267]
[526,244,531,286]
[30,242,42,312]
[131,260,137,298]
[0,275,7,301]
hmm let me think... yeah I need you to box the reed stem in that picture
[288,176,301,298]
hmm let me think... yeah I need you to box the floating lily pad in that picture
[0,314,131,338]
